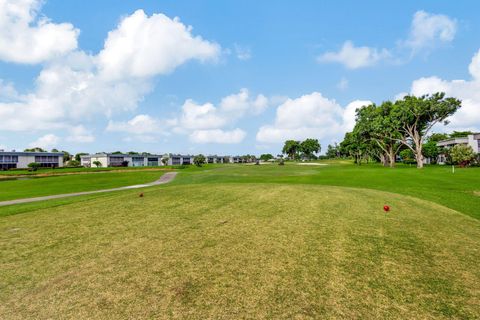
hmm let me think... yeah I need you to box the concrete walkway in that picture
[0,172,178,207]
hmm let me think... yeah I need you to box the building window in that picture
[0,155,18,163]
[34,156,59,167]
[109,156,125,167]
[172,157,181,165]
[147,157,159,166]
[132,157,145,167]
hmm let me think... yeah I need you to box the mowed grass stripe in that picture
[1,184,478,319]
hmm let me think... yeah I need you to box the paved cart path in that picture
[0,172,178,207]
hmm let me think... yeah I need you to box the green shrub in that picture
[194,154,206,167]
[450,144,475,167]
[27,162,41,171]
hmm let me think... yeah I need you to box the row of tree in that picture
[339,93,462,168]
[282,139,321,160]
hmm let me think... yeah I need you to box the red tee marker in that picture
[383,205,390,212]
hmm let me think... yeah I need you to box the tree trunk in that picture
[415,144,424,168]
[388,146,396,168]
[380,153,387,166]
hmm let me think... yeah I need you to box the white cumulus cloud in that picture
[189,129,246,144]
[0,6,221,133]
[317,41,390,69]
[106,114,164,134]
[29,133,60,149]
[66,125,95,143]
[406,49,480,131]
[0,0,79,64]
[402,10,457,52]
[98,10,220,80]
[256,92,370,143]
[318,11,457,69]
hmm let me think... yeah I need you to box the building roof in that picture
[81,153,164,158]
[436,137,468,147]
[0,151,64,156]
[436,133,480,147]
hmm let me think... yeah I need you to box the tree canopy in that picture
[282,140,301,159]
[300,139,321,159]
[340,93,462,168]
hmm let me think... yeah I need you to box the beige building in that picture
[0,151,64,170]
[436,133,480,164]
[80,153,167,167]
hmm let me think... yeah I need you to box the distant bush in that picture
[450,144,475,167]
[194,154,206,167]
[27,162,41,171]
[278,159,285,166]
[66,159,80,167]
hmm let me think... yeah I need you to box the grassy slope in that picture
[0,171,164,201]
[0,184,479,319]
[172,162,480,220]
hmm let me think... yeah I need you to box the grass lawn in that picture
[0,166,176,176]
[0,171,164,201]
[172,162,480,220]
[0,183,479,318]
[0,161,479,318]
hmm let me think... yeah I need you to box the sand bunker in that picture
[297,163,328,166]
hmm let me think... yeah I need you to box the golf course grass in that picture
[0,162,479,318]
[0,170,165,202]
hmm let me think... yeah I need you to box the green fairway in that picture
[171,162,480,219]
[0,171,164,201]
[1,183,479,319]
[1,162,479,318]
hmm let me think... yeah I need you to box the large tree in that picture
[259,154,274,161]
[282,140,301,159]
[393,93,462,168]
[300,138,321,159]
[355,102,403,167]
[75,152,89,162]
[326,144,339,158]
[339,131,370,164]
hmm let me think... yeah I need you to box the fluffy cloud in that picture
[0,5,221,133]
[0,0,79,64]
[106,114,164,134]
[29,133,60,149]
[178,100,228,130]
[106,89,266,144]
[342,100,372,132]
[256,92,371,143]
[318,11,457,69]
[219,88,268,116]
[189,129,246,144]
[174,88,268,135]
[0,53,151,131]
[402,10,457,52]
[408,50,480,131]
[66,125,95,143]
[317,41,390,69]
[98,10,220,80]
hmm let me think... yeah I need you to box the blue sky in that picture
[1,0,480,155]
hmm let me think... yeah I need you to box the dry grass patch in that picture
[0,184,479,319]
